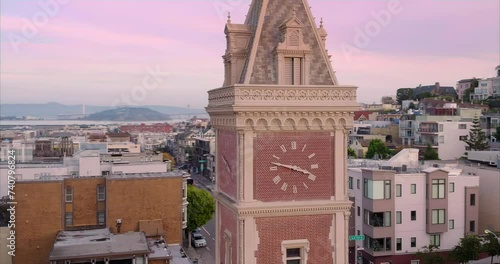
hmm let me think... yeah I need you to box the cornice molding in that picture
[209,111,354,131]
[215,191,352,217]
[207,85,357,108]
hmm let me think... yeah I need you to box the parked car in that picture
[191,233,207,248]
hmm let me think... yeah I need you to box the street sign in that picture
[349,235,365,241]
[198,160,206,163]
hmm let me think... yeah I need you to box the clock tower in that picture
[206,0,358,263]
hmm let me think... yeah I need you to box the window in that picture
[396,211,402,224]
[364,179,391,200]
[364,210,391,227]
[284,57,302,85]
[411,184,417,194]
[357,206,360,217]
[97,186,105,201]
[65,188,73,202]
[349,177,353,189]
[396,184,402,197]
[431,209,445,224]
[459,135,468,140]
[65,212,73,226]
[411,237,416,247]
[365,236,391,252]
[411,261,420,264]
[357,179,360,189]
[411,211,416,221]
[459,124,467,129]
[439,136,444,143]
[470,194,476,206]
[449,182,454,193]
[97,211,105,225]
[282,240,309,264]
[286,248,301,264]
[432,179,445,199]
[430,234,440,247]
[396,238,402,251]
[449,219,454,229]
[470,221,475,232]
[439,124,443,132]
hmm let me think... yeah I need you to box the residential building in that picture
[13,171,185,264]
[480,113,500,140]
[119,123,173,134]
[471,78,495,101]
[456,79,477,100]
[348,149,480,263]
[206,0,358,262]
[413,82,458,98]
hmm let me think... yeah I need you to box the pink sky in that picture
[1,0,499,109]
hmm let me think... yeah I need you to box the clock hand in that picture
[271,162,311,175]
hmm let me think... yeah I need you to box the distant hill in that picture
[84,107,170,121]
[0,102,206,118]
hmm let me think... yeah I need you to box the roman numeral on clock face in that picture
[311,164,319,169]
[280,145,287,153]
[291,141,297,150]
[281,182,288,191]
[270,166,278,171]
[293,185,298,194]
[273,175,281,184]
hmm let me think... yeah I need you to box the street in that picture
[194,217,216,264]
[190,172,216,264]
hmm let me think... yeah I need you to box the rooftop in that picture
[49,228,150,260]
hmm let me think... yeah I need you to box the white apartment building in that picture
[0,139,35,162]
[348,149,480,264]
[400,115,473,160]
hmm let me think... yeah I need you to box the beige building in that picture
[206,0,358,263]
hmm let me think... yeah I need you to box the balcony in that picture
[413,141,438,147]
[418,128,439,133]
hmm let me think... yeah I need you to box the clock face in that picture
[254,132,334,201]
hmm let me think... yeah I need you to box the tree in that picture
[186,185,215,247]
[463,115,489,151]
[423,144,439,160]
[162,152,176,169]
[494,125,500,139]
[416,92,434,100]
[408,102,416,110]
[482,232,500,264]
[365,139,391,159]
[416,245,445,264]
[397,88,414,104]
[449,234,482,263]
[347,148,357,158]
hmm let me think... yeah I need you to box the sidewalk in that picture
[184,246,203,264]
[190,173,215,192]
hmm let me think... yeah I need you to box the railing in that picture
[418,128,439,133]
[413,141,439,146]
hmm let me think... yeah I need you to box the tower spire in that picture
[227,12,231,23]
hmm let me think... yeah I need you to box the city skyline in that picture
[1,0,499,108]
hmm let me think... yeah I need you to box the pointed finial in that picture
[227,12,231,23]
[292,6,298,17]
[320,18,324,28]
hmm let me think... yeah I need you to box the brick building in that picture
[206,0,358,262]
[12,172,185,264]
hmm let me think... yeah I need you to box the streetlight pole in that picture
[485,229,500,241]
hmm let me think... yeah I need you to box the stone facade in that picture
[208,0,358,263]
